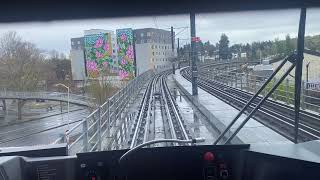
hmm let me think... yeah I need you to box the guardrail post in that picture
[273,77,277,100]
[235,74,238,88]
[107,99,111,130]
[254,80,257,93]
[240,74,243,90]
[286,78,290,104]
[301,80,306,110]
[82,119,88,152]
[97,106,102,151]
[246,73,249,92]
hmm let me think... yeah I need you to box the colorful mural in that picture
[84,33,113,78]
[116,28,135,80]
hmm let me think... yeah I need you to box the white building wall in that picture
[70,49,86,81]
[135,43,152,75]
[151,43,173,69]
[135,42,176,75]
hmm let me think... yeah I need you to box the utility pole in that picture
[190,12,198,95]
[133,31,137,77]
[171,26,175,74]
[294,8,306,144]
[177,38,180,69]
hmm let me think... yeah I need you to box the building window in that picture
[147,32,151,36]
[141,33,144,37]
[152,52,154,56]
[113,50,115,53]
[71,41,74,45]
[77,41,80,44]
[165,46,166,50]
[163,52,165,55]
[155,45,157,49]
[151,45,154,49]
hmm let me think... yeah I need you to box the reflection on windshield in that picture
[0,8,319,154]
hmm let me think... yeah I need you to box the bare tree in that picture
[0,31,45,91]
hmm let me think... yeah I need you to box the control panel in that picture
[1,142,320,180]
[77,144,249,180]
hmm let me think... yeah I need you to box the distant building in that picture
[70,28,176,79]
[70,29,118,81]
[70,37,86,81]
[240,52,247,58]
[134,28,176,75]
[232,53,238,59]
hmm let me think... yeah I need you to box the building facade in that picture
[70,29,119,81]
[84,29,118,64]
[134,28,176,75]
[70,28,176,80]
[70,37,86,81]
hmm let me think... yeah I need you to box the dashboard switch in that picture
[204,152,215,162]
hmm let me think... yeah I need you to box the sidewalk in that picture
[174,68,292,145]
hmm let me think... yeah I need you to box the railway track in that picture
[181,67,320,143]
[128,71,190,148]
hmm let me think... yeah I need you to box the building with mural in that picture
[70,28,176,81]
[116,28,135,80]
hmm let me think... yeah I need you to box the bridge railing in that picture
[0,90,94,104]
[201,68,320,113]
[54,70,154,155]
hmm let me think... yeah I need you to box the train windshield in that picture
[0,8,319,155]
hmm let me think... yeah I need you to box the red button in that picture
[204,152,215,162]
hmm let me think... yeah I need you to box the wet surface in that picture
[0,108,90,147]
[174,68,292,145]
[167,75,219,145]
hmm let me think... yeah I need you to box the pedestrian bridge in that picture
[0,91,93,107]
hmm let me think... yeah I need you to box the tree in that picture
[85,80,118,105]
[0,31,45,91]
[54,59,71,81]
[285,34,294,55]
[219,34,230,60]
[274,38,285,55]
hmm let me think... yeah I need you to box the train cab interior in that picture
[0,0,320,180]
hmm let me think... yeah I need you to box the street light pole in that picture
[306,62,310,83]
[54,83,70,131]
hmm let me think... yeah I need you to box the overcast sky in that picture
[0,8,319,55]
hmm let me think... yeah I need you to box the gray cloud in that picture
[0,8,319,55]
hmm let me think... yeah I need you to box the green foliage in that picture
[265,80,295,104]
[85,80,118,105]
[180,33,320,61]
[218,34,230,60]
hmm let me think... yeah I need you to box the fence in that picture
[0,90,93,106]
[53,70,154,155]
[202,69,320,113]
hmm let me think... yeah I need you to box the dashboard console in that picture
[0,141,320,180]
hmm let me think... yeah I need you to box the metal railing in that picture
[53,70,153,155]
[202,69,320,113]
[0,90,93,106]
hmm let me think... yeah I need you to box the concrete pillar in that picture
[18,99,26,120]
[1,99,6,111]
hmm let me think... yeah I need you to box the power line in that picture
[164,26,189,29]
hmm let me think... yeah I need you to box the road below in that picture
[0,108,90,147]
